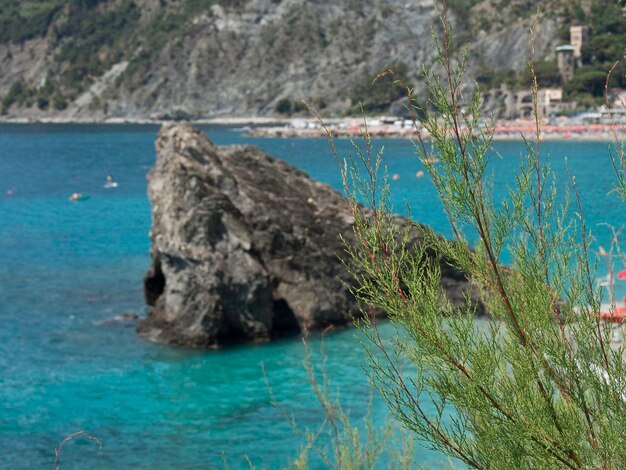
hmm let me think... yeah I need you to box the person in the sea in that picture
[104,173,118,188]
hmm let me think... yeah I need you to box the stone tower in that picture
[556,45,576,83]
[570,25,588,60]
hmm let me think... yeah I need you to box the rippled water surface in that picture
[0,124,623,468]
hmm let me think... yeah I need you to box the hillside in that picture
[0,0,618,121]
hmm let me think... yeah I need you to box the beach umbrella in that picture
[618,270,626,280]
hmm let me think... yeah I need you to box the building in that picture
[537,88,563,116]
[609,88,626,109]
[495,84,534,119]
[600,104,626,124]
[569,26,588,60]
[556,45,576,83]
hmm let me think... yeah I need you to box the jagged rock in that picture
[138,122,484,348]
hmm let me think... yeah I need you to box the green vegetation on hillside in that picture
[53,1,140,94]
[274,97,327,116]
[475,60,562,90]
[0,0,64,43]
[0,0,142,113]
[0,0,248,114]
[472,0,626,108]
[565,0,626,105]
[348,62,414,115]
[0,0,624,116]
[0,77,68,114]
[0,0,239,46]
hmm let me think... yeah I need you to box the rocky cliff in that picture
[0,0,577,121]
[138,122,484,347]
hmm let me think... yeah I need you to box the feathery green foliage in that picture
[333,3,626,468]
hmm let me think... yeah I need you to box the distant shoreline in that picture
[245,126,618,142]
[0,116,620,141]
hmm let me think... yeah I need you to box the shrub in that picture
[274,98,309,116]
[274,98,293,115]
[51,92,68,110]
[332,3,626,467]
[36,96,49,110]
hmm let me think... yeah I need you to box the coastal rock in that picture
[138,122,484,348]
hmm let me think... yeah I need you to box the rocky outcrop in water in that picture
[138,122,484,348]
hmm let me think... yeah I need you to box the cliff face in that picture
[138,122,484,348]
[0,0,568,121]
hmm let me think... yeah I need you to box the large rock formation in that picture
[138,122,483,347]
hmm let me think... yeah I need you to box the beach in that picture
[0,114,621,141]
[244,116,623,141]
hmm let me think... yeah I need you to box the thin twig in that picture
[52,431,102,470]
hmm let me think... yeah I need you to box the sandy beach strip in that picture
[0,115,622,141]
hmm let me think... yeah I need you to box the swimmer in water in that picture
[104,173,118,188]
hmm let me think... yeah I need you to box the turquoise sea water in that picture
[0,124,624,469]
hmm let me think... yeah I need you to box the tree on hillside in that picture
[349,62,413,115]
[564,66,608,97]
